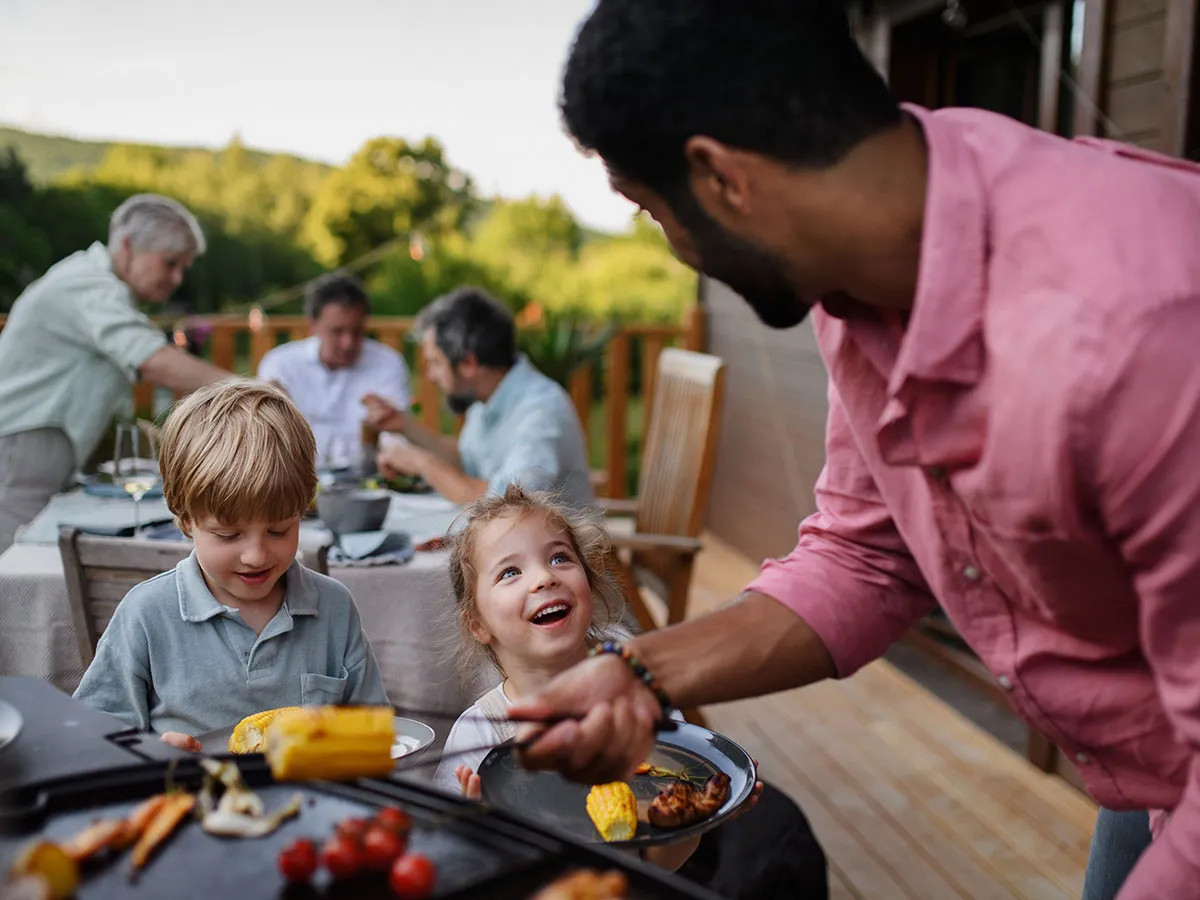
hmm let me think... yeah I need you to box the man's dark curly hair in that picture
[560,0,901,198]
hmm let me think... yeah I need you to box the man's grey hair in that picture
[108,193,207,257]
[413,287,516,369]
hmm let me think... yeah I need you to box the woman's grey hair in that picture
[108,194,207,257]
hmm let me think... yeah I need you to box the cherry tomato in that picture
[361,825,407,870]
[321,835,362,880]
[335,817,371,842]
[375,806,413,834]
[389,853,436,899]
[277,838,318,883]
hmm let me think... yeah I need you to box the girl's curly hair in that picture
[448,484,626,680]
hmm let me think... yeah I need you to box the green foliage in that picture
[368,232,526,318]
[303,137,476,267]
[516,309,614,388]
[1,127,696,327]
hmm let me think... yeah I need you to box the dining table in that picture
[0,488,497,729]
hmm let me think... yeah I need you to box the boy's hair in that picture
[159,379,318,528]
[448,484,625,678]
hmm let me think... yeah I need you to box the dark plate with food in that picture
[477,721,756,849]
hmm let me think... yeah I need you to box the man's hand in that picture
[376,441,428,479]
[510,653,662,784]
[160,731,202,752]
[361,393,406,433]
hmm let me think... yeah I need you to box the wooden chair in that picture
[603,348,726,723]
[59,528,331,665]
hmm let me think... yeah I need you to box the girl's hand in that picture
[160,732,202,752]
[455,765,482,801]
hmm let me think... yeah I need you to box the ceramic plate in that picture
[0,699,24,751]
[478,720,756,848]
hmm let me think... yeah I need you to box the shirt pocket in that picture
[301,669,350,706]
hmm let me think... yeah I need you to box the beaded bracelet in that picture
[589,640,673,714]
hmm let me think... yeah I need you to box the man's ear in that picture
[683,136,756,220]
[457,352,480,381]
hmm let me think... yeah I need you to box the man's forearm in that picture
[629,591,837,709]
[139,346,231,394]
[399,415,461,465]
[417,452,487,505]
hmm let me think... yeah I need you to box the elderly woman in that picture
[0,193,233,552]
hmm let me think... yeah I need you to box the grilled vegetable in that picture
[227,706,303,753]
[585,782,638,842]
[265,706,395,782]
[129,792,195,878]
[7,841,79,900]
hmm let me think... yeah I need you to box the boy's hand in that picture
[455,765,482,801]
[160,731,202,752]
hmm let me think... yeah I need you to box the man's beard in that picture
[671,190,812,330]
[446,393,476,416]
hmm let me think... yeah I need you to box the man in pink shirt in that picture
[511,2,1200,897]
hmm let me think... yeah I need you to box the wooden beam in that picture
[1075,0,1113,136]
[1161,0,1200,154]
[1040,0,1068,133]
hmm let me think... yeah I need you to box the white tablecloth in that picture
[0,491,495,720]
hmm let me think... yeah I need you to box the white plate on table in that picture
[391,715,435,760]
[0,699,23,751]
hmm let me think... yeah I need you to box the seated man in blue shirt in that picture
[74,380,389,750]
[364,287,594,509]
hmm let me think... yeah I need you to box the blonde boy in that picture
[74,380,389,749]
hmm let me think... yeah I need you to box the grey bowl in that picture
[316,487,391,535]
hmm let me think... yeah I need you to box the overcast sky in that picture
[0,0,638,231]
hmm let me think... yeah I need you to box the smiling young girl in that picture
[434,484,629,797]
[432,486,765,873]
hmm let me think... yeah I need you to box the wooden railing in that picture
[0,308,705,498]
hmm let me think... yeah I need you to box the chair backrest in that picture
[58,528,332,665]
[634,347,727,539]
[59,529,194,666]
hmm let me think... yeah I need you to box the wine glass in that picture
[113,423,160,536]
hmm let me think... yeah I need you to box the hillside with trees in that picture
[0,127,696,325]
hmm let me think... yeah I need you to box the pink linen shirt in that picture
[748,105,1200,898]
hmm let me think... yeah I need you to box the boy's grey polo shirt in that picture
[74,552,389,736]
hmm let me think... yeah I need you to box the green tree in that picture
[302,137,476,267]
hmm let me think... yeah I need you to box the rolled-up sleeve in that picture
[67,285,166,382]
[746,380,936,677]
[1083,299,1200,899]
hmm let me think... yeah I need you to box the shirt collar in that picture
[177,552,320,622]
[479,355,532,424]
[886,104,988,394]
[86,242,136,307]
[302,336,322,363]
[834,105,990,469]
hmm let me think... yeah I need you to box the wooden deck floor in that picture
[684,534,1099,900]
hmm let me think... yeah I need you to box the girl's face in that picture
[470,511,594,671]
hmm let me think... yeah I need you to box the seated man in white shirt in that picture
[257,272,410,469]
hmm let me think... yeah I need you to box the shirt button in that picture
[1075,752,1090,764]
[963,565,981,581]
[997,675,1012,690]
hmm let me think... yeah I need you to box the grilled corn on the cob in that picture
[264,706,395,782]
[228,707,303,754]
[585,782,638,842]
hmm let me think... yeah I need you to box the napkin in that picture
[327,530,415,567]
